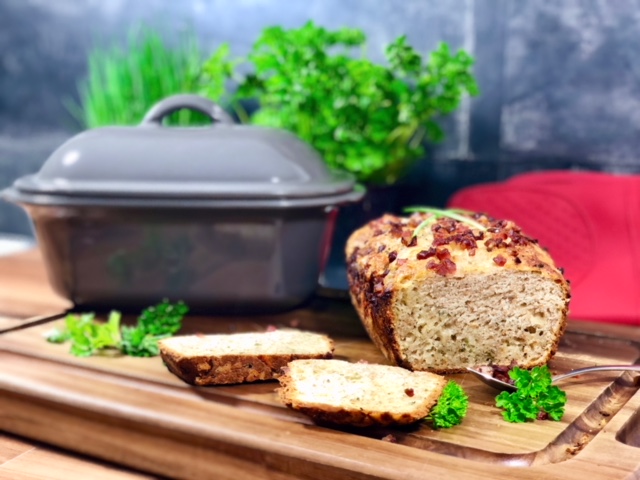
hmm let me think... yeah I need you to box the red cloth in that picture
[448,170,640,325]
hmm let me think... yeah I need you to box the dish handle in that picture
[141,94,235,126]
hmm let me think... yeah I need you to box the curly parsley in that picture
[45,300,188,358]
[120,300,189,357]
[201,22,478,185]
[426,381,469,429]
[495,366,567,423]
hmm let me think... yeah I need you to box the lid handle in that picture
[141,94,235,126]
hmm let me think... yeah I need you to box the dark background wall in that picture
[2,0,640,235]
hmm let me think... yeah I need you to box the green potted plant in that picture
[199,21,478,186]
[77,22,477,189]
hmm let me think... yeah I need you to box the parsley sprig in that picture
[120,300,188,357]
[495,366,567,423]
[426,381,469,429]
[45,300,188,358]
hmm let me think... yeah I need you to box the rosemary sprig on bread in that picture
[404,206,488,237]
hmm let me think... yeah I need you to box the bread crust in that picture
[346,212,571,373]
[161,351,334,386]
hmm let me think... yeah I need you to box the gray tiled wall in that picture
[502,1,640,166]
[1,0,639,235]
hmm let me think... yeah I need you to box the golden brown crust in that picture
[159,332,335,386]
[346,212,571,373]
[346,246,406,368]
[278,403,427,427]
[160,350,334,386]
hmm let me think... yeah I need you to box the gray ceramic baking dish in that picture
[2,94,364,312]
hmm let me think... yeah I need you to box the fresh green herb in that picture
[55,311,123,357]
[44,325,72,344]
[426,381,469,429]
[404,206,487,237]
[120,300,189,357]
[198,42,243,117]
[45,300,188,358]
[200,21,478,185]
[74,26,206,128]
[495,366,568,423]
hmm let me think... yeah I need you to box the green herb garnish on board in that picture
[495,366,567,423]
[404,206,487,238]
[120,300,188,357]
[426,381,469,429]
[44,300,188,358]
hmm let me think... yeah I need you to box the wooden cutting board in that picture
[2,301,640,480]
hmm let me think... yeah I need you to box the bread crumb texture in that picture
[159,330,334,385]
[346,212,570,373]
[278,359,447,426]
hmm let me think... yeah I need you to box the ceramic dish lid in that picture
[5,95,363,208]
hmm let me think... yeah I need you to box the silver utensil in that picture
[466,365,640,392]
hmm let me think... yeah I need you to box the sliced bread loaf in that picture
[277,359,447,427]
[346,211,571,374]
[159,330,334,385]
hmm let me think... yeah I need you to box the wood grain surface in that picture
[0,432,154,480]
[3,250,640,479]
[0,249,149,479]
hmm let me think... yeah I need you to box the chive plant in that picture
[76,26,207,128]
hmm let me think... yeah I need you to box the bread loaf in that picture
[277,359,447,426]
[346,211,570,374]
[159,330,334,385]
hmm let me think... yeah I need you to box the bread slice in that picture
[277,359,447,427]
[159,330,334,386]
[346,211,571,374]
